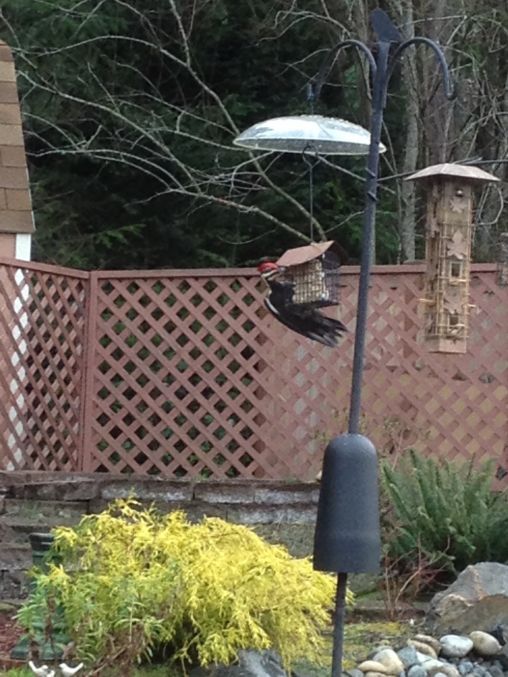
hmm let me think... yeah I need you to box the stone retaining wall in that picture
[0,472,319,599]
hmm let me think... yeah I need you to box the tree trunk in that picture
[393,0,419,261]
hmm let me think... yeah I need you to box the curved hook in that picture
[301,143,319,168]
[311,39,377,104]
[388,37,455,100]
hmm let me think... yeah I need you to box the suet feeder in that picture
[276,240,342,308]
[406,163,499,353]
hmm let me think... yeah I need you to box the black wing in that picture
[264,281,347,347]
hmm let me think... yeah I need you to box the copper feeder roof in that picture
[405,163,500,183]
[276,241,339,267]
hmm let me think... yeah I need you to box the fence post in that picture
[78,271,98,472]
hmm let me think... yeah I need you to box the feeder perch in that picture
[406,163,499,353]
[275,240,342,308]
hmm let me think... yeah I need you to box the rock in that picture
[487,624,507,646]
[398,646,420,669]
[358,661,389,673]
[414,635,442,655]
[470,667,487,677]
[408,640,438,659]
[469,631,502,657]
[486,665,504,677]
[372,649,405,675]
[426,563,508,635]
[415,652,435,664]
[368,646,394,659]
[420,659,447,675]
[190,650,288,677]
[346,669,365,677]
[439,635,474,658]
[365,672,390,677]
[432,665,460,677]
[407,667,427,677]
[457,660,474,675]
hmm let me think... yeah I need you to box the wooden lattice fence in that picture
[0,258,505,482]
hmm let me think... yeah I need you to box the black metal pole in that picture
[310,13,454,677]
[330,40,392,677]
[331,571,348,677]
[347,40,391,436]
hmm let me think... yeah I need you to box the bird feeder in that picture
[275,240,342,307]
[406,163,499,353]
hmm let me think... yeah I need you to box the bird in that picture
[28,662,49,677]
[28,663,54,677]
[59,663,84,677]
[257,261,347,347]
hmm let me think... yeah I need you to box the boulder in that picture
[190,650,288,677]
[426,562,508,635]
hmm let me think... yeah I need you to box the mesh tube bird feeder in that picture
[275,240,342,307]
[406,163,499,353]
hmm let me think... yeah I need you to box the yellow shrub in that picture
[18,500,352,673]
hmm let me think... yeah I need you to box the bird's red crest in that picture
[257,261,279,274]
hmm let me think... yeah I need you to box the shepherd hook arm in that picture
[388,37,455,99]
[311,39,377,103]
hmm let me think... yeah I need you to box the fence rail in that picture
[0,258,505,482]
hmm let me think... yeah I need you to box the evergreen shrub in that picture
[382,451,508,576]
[18,500,348,673]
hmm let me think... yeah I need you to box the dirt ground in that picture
[0,608,25,672]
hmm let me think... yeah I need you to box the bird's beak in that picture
[261,265,286,281]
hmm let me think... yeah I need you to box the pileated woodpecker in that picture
[257,261,347,347]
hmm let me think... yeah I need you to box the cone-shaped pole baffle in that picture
[313,433,380,573]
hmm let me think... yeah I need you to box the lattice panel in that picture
[0,262,87,471]
[0,260,505,483]
[85,272,287,478]
[262,268,507,482]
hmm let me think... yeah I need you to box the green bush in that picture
[18,500,349,674]
[382,451,508,576]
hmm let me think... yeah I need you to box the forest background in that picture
[0,0,506,270]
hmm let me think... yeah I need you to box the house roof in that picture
[0,40,34,235]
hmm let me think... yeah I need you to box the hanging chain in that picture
[304,81,317,242]
[302,145,317,242]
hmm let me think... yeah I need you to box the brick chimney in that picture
[0,41,34,261]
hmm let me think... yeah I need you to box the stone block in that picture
[0,542,31,569]
[3,498,86,519]
[193,482,255,504]
[14,480,97,502]
[0,568,29,599]
[99,479,194,503]
[253,485,319,505]
[184,501,226,522]
[226,503,316,525]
